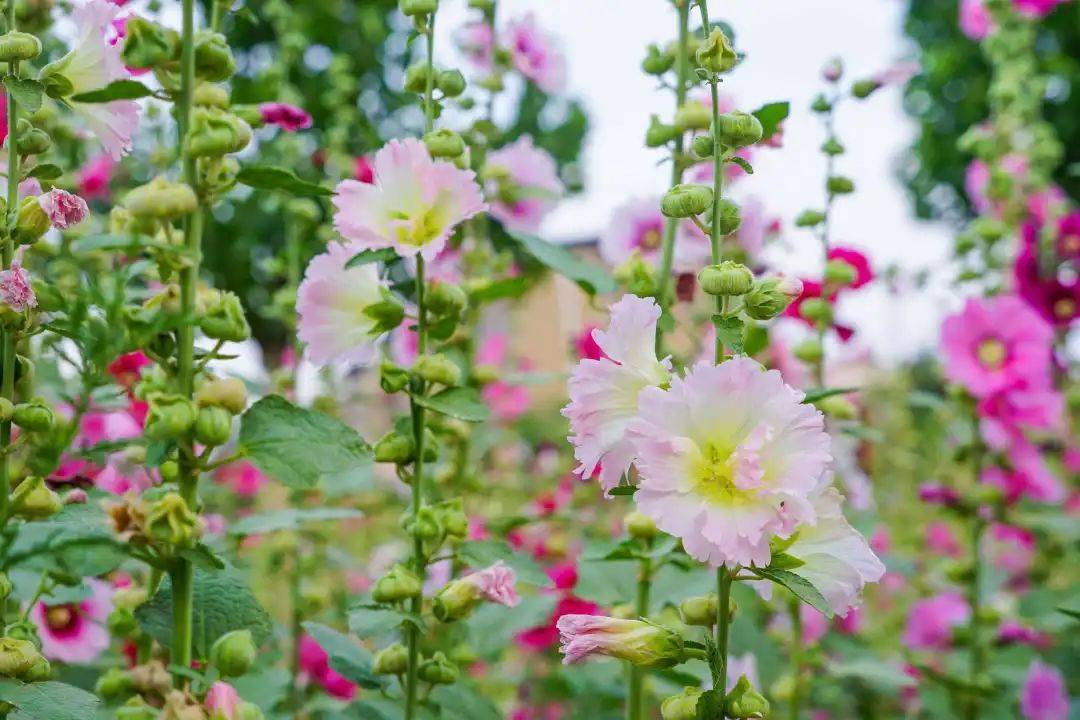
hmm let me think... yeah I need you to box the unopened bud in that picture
[12,398,53,432]
[691,134,714,159]
[210,630,257,678]
[661,687,703,720]
[818,395,857,420]
[144,393,197,440]
[400,0,438,16]
[374,431,414,465]
[696,28,737,74]
[800,297,833,325]
[744,275,801,320]
[122,18,179,69]
[195,377,247,414]
[646,115,679,148]
[373,643,409,675]
[424,128,465,159]
[435,498,468,540]
[851,79,880,99]
[794,209,825,227]
[404,63,436,93]
[107,607,139,637]
[123,177,198,220]
[427,282,467,317]
[95,667,133,699]
[661,184,712,218]
[824,259,858,286]
[715,111,763,149]
[0,31,41,63]
[185,108,252,158]
[380,361,410,394]
[679,594,718,626]
[145,492,201,548]
[116,697,158,720]
[793,338,823,364]
[821,137,845,156]
[642,44,675,76]
[371,564,422,603]
[725,675,770,718]
[413,353,461,386]
[698,261,753,296]
[418,652,458,685]
[0,637,42,678]
[674,101,711,133]
[716,199,741,235]
[10,476,61,520]
[437,69,466,98]
[15,197,50,245]
[194,406,233,447]
[200,291,250,342]
[16,125,51,156]
[194,31,236,81]
[432,578,482,622]
[827,175,855,195]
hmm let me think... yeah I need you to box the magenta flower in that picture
[827,246,874,289]
[485,136,563,233]
[77,154,115,200]
[960,0,992,39]
[298,634,357,700]
[30,578,113,663]
[39,189,90,229]
[463,561,520,607]
[1020,660,1069,720]
[925,521,962,557]
[258,102,313,132]
[940,295,1054,398]
[107,350,151,390]
[353,155,374,184]
[333,138,486,261]
[214,461,267,498]
[574,325,604,361]
[902,592,970,650]
[0,258,35,312]
[986,524,1036,577]
[997,621,1050,648]
[505,14,566,93]
[1013,0,1071,17]
[1015,219,1080,327]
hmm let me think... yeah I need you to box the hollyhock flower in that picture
[628,357,831,568]
[599,197,710,272]
[298,634,357,700]
[573,325,604,360]
[981,462,1064,505]
[204,682,239,720]
[77,155,114,200]
[42,0,139,159]
[107,350,151,390]
[781,486,885,614]
[960,0,992,39]
[925,521,962,557]
[1013,0,1071,17]
[333,138,486,261]
[1020,660,1069,720]
[827,246,874,289]
[562,295,672,492]
[296,241,398,366]
[463,561,520,607]
[1015,221,1080,327]
[505,14,565,93]
[456,21,494,72]
[873,61,921,87]
[557,615,684,667]
[902,592,970,650]
[258,102,312,132]
[215,461,267,498]
[39,189,90,229]
[353,155,374,184]
[31,578,113,663]
[918,483,961,507]
[977,386,1064,442]
[476,333,532,421]
[801,606,829,644]
[836,605,864,634]
[940,296,1054,398]
[484,136,563,233]
[0,258,34,312]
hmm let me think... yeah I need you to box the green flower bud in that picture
[642,44,675,75]
[374,431,414,464]
[716,199,741,235]
[851,79,880,99]
[0,573,11,601]
[679,593,718,626]
[427,281,468,317]
[467,0,494,9]
[661,687,703,720]
[21,654,49,682]
[432,578,482,623]
[94,667,133,699]
[107,607,139,638]
[0,31,41,63]
[715,111,763,149]
[0,637,42,678]
[793,338,823,364]
[800,297,833,325]
[2,621,38,647]
[674,101,711,133]
[115,697,159,720]
[821,136,845,156]
[810,94,832,113]
[144,393,197,440]
[824,259,857,286]
[362,293,406,334]
[210,629,256,678]
[122,18,179,69]
[661,184,713,218]
[437,69,466,98]
[403,506,443,542]
[0,398,12,423]
[691,134,714,159]
[237,702,265,720]
[194,406,233,447]
[698,261,753,296]
[185,107,252,158]
[194,83,231,108]
[645,115,679,148]
[194,31,236,81]
[146,492,201,548]
[625,511,657,541]
[10,477,61,520]
[200,291,251,342]
[794,209,825,228]
[725,675,770,718]
[122,176,198,220]
[371,564,423,603]
[16,127,51,156]
[15,197,50,245]
[827,175,855,195]
[423,128,465,158]
[373,643,409,675]
[380,361,411,394]
[400,0,438,15]
[12,399,53,432]
[195,377,247,415]
[413,353,462,386]
[435,498,468,539]
[404,63,436,93]
[695,28,737,74]
[418,652,458,685]
[614,255,657,297]
[818,395,857,420]
[743,275,801,320]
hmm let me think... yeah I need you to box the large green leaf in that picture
[4,503,125,574]
[507,231,617,295]
[0,680,100,720]
[302,622,384,689]
[70,79,154,103]
[228,508,364,536]
[236,165,334,197]
[347,604,422,639]
[752,100,790,141]
[411,387,490,423]
[431,685,501,720]
[238,395,373,488]
[752,566,832,617]
[4,77,44,113]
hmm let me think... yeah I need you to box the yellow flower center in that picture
[976,338,1006,369]
[46,605,73,630]
[692,443,752,505]
[1054,297,1076,320]
[640,228,662,251]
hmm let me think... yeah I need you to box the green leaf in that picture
[228,508,364,536]
[431,685,502,720]
[0,680,100,720]
[4,77,44,114]
[712,314,745,355]
[347,604,422,639]
[5,502,124,574]
[801,386,859,404]
[695,688,725,720]
[606,485,637,497]
[411,387,490,423]
[457,539,547,585]
[239,395,373,488]
[468,276,531,303]
[69,79,154,103]
[25,164,62,181]
[134,570,273,658]
[345,248,398,269]
[728,155,754,175]
[301,622,384,690]
[752,100,790,141]
[236,165,333,197]
[178,542,226,571]
[506,231,617,295]
[752,566,832,617]
[1056,605,1080,622]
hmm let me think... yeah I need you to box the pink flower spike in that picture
[258,102,313,132]
[464,561,520,607]
[39,189,90,229]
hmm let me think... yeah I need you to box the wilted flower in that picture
[0,258,35,312]
[39,189,90,229]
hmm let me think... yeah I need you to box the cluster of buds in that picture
[106,491,203,556]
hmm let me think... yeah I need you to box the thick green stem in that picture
[0,0,18,536]
[964,427,986,720]
[715,567,734,699]
[626,554,653,720]
[788,596,803,720]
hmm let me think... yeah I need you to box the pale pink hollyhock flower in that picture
[215,460,266,498]
[485,136,563,233]
[298,634,357,700]
[258,102,313,132]
[31,578,113,663]
[960,0,993,39]
[628,357,831,568]
[464,561,520,607]
[870,527,891,555]
[456,21,494,72]
[986,524,1036,577]
[940,296,1054,399]
[556,615,681,666]
[77,154,114,200]
[925,521,962,557]
[0,258,35,312]
[801,605,829,644]
[46,0,139,158]
[873,61,920,87]
[783,486,885,614]
[562,295,672,492]
[333,138,486,261]
[296,241,395,366]
[390,323,420,366]
[39,189,90,229]
[599,197,710,273]
[505,14,565,93]
[1020,660,1069,720]
[476,333,532,421]
[204,682,240,720]
[902,592,970,650]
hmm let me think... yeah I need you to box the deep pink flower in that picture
[77,154,115,200]
[986,524,1036,577]
[0,259,36,312]
[505,14,565,93]
[259,102,313,132]
[902,592,970,650]
[960,0,992,39]
[297,634,357,700]
[918,483,962,507]
[827,246,874,289]
[1013,0,1071,18]
[215,461,267,498]
[1020,660,1069,720]
[31,578,113,663]
[925,521,962,557]
[1015,219,1080,327]
[573,325,604,361]
[353,156,374,184]
[39,189,90,229]
[997,621,1050,649]
[107,350,151,390]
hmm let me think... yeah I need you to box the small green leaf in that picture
[25,163,62,181]
[69,79,154,103]
[0,680,100,720]
[178,543,226,571]
[4,77,44,113]
[607,485,637,497]
[345,247,398,269]
[506,230,617,296]
[712,314,745,355]
[228,508,364,536]
[412,387,490,422]
[801,386,859,404]
[236,165,333,197]
[752,100,790,141]
[728,155,754,175]
[469,276,531,303]
[752,566,832,617]
[301,622,384,690]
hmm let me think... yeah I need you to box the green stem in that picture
[788,596,803,720]
[626,553,653,720]
[0,0,18,536]
[965,427,986,720]
[813,99,838,388]
[715,567,734,699]
[290,538,304,718]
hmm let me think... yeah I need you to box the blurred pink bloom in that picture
[215,461,266,498]
[873,61,920,87]
[978,386,1064,441]
[960,0,992,39]
[485,136,563,233]
[573,325,604,361]
[1015,217,1080,327]
[998,621,1050,649]
[0,259,35,311]
[205,682,239,720]
[455,21,494,72]
[903,592,970,650]
[1020,660,1069,720]
[836,605,863,635]
[870,527,891,555]
[107,350,150,390]
[925,521,962,557]
[298,634,357,700]
[801,605,829,644]
[964,155,1028,215]
[464,561,520,607]
[827,246,875,289]
[986,524,1036,576]
[505,14,565,93]
[258,102,312,132]
[31,578,113,663]
[39,189,89,229]
[918,483,962,507]
[981,458,1064,505]
[1013,0,1072,17]
[333,138,486,261]
[483,381,531,421]
[390,323,420,366]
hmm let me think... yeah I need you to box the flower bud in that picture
[851,79,880,99]
[0,637,42,679]
[449,644,478,666]
[691,134,714,159]
[661,687,703,720]
[0,574,10,601]
[144,393,197,440]
[200,291,251,342]
[696,28,737,74]
[237,702,265,720]
[661,184,712,218]
[435,498,468,539]
[0,31,41,63]
[824,259,857,286]
[15,197,50,245]
[794,209,825,227]
[194,83,231,108]
[674,101,711,133]
[122,18,179,69]
[195,377,247,414]
[123,177,199,220]
[645,115,679,148]
[680,594,718,626]
[818,395,857,420]
[0,398,12,423]
[822,57,844,83]
[827,175,855,195]
[799,297,833,325]
[116,697,159,720]
[698,261,753,296]
[625,511,657,541]
[428,281,467,317]
[12,398,53,432]
[195,406,233,447]
[821,136,845,156]
[418,652,458,685]
[403,506,443,542]
[743,275,801,320]
[380,361,411,394]
[10,476,61,520]
[371,564,422,603]
[437,69,466,98]
[146,492,201,548]
[210,630,257,678]
[558,616,686,668]
[95,667,133,700]
[432,578,482,622]
[186,108,252,158]
[373,643,409,675]
[362,293,405,334]
[716,199,741,235]
[374,431,414,465]
[16,126,51,156]
[400,0,438,16]
[642,44,675,76]
[413,353,462,386]
[404,63,436,93]
[423,128,465,159]
[793,338,823,364]
[107,607,139,637]
[725,675,770,718]
[715,111,763,149]
[194,31,236,81]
